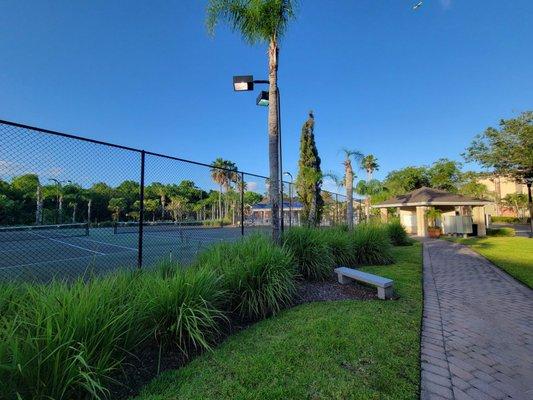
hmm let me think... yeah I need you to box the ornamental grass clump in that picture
[136,265,227,352]
[350,223,395,265]
[386,219,412,246]
[282,227,335,281]
[317,228,354,266]
[196,235,297,320]
[0,272,145,400]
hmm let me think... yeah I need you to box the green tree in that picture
[384,166,430,196]
[428,158,462,192]
[464,111,533,180]
[361,154,379,220]
[295,112,323,227]
[502,193,529,220]
[146,182,168,220]
[207,0,297,242]
[458,172,492,200]
[166,196,189,222]
[108,198,127,222]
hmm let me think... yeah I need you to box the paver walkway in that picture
[421,239,533,400]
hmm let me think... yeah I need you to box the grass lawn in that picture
[445,236,533,288]
[134,244,423,400]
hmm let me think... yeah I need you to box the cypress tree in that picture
[296,111,324,227]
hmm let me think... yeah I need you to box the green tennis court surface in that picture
[0,225,270,283]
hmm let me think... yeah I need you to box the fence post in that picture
[138,150,145,269]
[240,172,245,236]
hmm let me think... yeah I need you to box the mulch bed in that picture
[110,274,376,399]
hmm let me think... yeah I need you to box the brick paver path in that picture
[421,239,533,400]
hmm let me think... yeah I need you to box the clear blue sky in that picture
[1,0,532,192]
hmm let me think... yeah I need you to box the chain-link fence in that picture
[0,119,352,283]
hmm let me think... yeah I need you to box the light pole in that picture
[49,178,71,224]
[233,75,284,232]
[283,172,293,227]
[526,177,533,238]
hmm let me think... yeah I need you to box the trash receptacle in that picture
[471,223,478,237]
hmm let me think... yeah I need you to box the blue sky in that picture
[1,0,532,192]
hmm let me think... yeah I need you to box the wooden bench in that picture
[334,267,394,299]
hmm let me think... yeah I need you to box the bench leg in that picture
[337,274,352,284]
[377,286,394,300]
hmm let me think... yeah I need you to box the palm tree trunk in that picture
[161,195,166,220]
[268,39,281,243]
[345,163,354,229]
[87,199,92,225]
[35,186,43,225]
[218,185,222,220]
[58,195,63,224]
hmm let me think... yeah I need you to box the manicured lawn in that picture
[445,236,533,288]
[134,244,422,400]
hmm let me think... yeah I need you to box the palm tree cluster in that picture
[0,171,264,227]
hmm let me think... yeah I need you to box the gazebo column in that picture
[380,208,388,223]
[472,206,487,237]
[416,206,428,237]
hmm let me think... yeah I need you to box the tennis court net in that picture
[113,221,204,234]
[0,223,90,242]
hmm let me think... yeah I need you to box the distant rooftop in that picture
[373,187,490,208]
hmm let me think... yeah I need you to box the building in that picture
[373,187,491,237]
[477,175,529,218]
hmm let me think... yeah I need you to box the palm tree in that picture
[341,149,363,229]
[211,158,227,219]
[361,154,379,220]
[355,179,388,220]
[207,0,297,243]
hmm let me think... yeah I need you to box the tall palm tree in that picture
[361,154,379,220]
[211,158,227,219]
[341,149,363,229]
[207,0,297,243]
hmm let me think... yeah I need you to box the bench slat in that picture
[334,267,393,287]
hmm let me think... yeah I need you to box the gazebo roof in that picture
[373,187,491,208]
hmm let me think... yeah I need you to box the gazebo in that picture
[373,187,491,237]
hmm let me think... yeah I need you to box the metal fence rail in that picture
[0,119,352,282]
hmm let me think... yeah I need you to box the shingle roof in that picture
[373,187,491,208]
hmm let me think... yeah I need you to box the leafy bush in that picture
[487,227,516,237]
[0,273,144,400]
[317,228,354,266]
[350,223,395,265]
[282,227,335,281]
[386,219,412,246]
[203,218,231,227]
[137,266,226,350]
[197,235,296,319]
[491,216,520,224]
[0,266,227,400]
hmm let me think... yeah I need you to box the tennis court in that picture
[0,223,269,283]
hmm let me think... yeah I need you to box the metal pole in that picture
[527,182,533,238]
[277,88,284,232]
[138,150,146,269]
[241,172,245,236]
[289,181,292,227]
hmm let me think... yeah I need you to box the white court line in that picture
[76,236,138,251]
[29,232,106,255]
[0,250,137,271]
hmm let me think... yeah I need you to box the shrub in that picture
[137,265,226,351]
[282,227,335,281]
[487,227,516,237]
[350,223,395,265]
[197,235,296,319]
[317,228,354,266]
[0,272,144,400]
[386,219,412,246]
[490,216,520,224]
[203,218,231,227]
[0,267,227,400]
